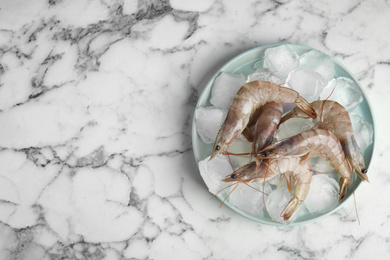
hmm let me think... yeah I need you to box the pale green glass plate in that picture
[192,43,376,226]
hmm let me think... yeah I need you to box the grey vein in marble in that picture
[0,0,389,259]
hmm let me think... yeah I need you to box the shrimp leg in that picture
[280,100,368,182]
[223,157,315,220]
[281,181,311,220]
[257,129,352,200]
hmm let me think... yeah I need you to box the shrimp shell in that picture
[222,157,313,220]
[257,129,352,200]
[280,100,368,182]
[210,81,316,160]
[252,102,283,153]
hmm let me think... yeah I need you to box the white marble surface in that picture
[0,0,389,259]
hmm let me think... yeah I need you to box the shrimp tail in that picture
[279,108,311,125]
[339,177,351,201]
[281,172,312,220]
[281,198,302,220]
[296,96,317,119]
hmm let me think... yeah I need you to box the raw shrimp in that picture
[257,129,352,200]
[222,157,313,220]
[280,100,368,182]
[252,102,283,154]
[278,157,312,220]
[210,81,317,160]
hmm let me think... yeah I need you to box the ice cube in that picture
[304,174,339,214]
[267,174,285,187]
[228,182,272,216]
[286,68,326,102]
[253,60,264,70]
[320,78,363,111]
[263,46,300,80]
[195,106,227,144]
[265,186,303,224]
[247,69,284,85]
[275,118,314,141]
[300,50,335,82]
[198,154,234,194]
[210,72,247,109]
[282,103,296,114]
[320,79,336,100]
[350,113,374,151]
[310,157,336,174]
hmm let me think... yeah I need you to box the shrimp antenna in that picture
[336,157,360,225]
[222,151,251,156]
[219,183,239,208]
[309,169,336,174]
[350,164,361,225]
[262,159,274,212]
[209,182,241,201]
[312,80,338,130]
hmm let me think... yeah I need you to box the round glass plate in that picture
[192,43,375,226]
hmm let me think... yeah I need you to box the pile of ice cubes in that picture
[195,45,374,224]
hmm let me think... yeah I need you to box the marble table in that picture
[0,0,389,259]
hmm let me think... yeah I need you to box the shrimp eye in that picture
[261,151,268,157]
[215,145,220,151]
[362,169,367,174]
[231,174,237,179]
